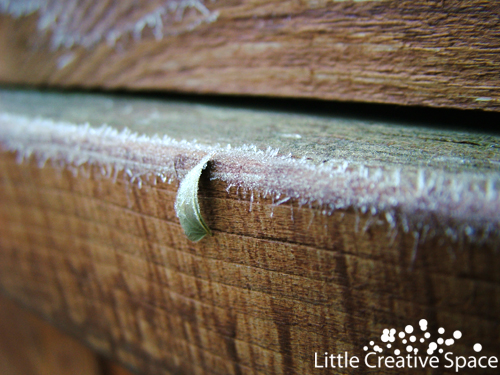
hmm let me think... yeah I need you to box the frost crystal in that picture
[0,111,499,248]
[0,0,219,50]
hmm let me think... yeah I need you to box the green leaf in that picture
[174,154,213,241]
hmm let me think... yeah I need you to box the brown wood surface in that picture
[0,293,136,375]
[0,151,499,375]
[0,293,102,375]
[0,0,500,111]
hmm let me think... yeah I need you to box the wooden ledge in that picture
[0,89,499,374]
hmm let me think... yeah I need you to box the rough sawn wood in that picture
[0,153,499,374]
[0,0,499,111]
[0,90,500,374]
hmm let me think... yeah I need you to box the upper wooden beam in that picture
[0,0,499,111]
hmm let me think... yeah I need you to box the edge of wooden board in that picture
[0,0,499,111]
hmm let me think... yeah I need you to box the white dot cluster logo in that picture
[363,319,474,356]
[314,319,498,372]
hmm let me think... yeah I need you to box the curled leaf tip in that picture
[175,154,213,242]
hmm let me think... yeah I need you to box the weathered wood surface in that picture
[0,293,102,375]
[1,153,500,375]
[0,293,136,375]
[0,89,500,374]
[1,0,500,111]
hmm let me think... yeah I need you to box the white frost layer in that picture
[0,113,499,246]
[0,0,218,50]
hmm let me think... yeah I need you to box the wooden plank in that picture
[0,294,136,375]
[0,294,102,375]
[0,89,500,374]
[0,0,500,111]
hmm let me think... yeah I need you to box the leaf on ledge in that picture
[174,154,213,242]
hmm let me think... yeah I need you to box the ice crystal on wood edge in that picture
[0,113,499,250]
[0,0,219,50]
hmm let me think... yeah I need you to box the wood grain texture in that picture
[0,293,102,375]
[1,89,499,374]
[2,89,500,248]
[0,0,500,111]
[0,293,137,375]
[0,152,499,374]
